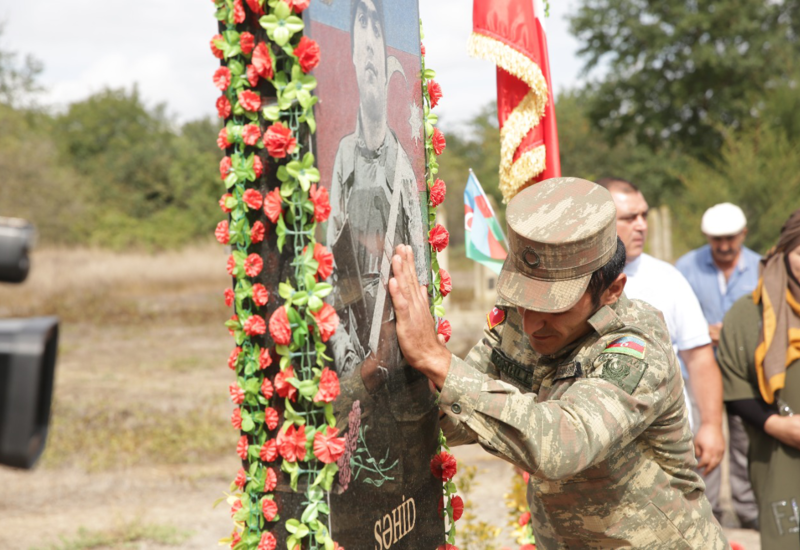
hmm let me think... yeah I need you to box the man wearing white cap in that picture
[676,202,762,530]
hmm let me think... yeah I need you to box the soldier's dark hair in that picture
[596,177,640,195]
[587,237,626,307]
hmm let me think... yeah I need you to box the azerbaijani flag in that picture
[464,170,508,274]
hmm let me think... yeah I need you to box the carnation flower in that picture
[216,95,231,118]
[244,314,267,336]
[252,283,269,306]
[287,0,310,13]
[215,220,230,244]
[231,532,241,548]
[246,64,260,87]
[313,303,339,342]
[436,544,459,550]
[231,408,242,429]
[263,188,283,223]
[264,122,297,158]
[232,0,246,23]
[244,253,263,277]
[253,155,264,178]
[269,306,292,345]
[518,511,531,526]
[231,500,242,518]
[226,255,236,276]
[439,268,452,297]
[309,184,331,223]
[213,67,231,91]
[438,319,452,343]
[242,124,262,147]
[432,127,447,155]
[238,90,261,112]
[262,498,278,521]
[219,193,233,213]
[228,347,242,370]
[252,42,274,79]
[261,378,274,400]
[430,178,446,207]
[274,366,297,401]
[428,223,449,252]
[210,34,225,59]
[259,347,273,369]
[313,426,346,464]
[224,288,235,308]
[219,156,232,180]
[277,424,306,462]
[438,495,464,521]
[420,42,426,56]
[258,532,277,550]
[264,467,277,491]
[428,80,443,109]
[236,435,248,459]
[229,382,245,404]
[293,36,320,73]
[217,127,231,150]
[239,31,255,55]
[245,0,264,16]
[313,367,340,403]
[264,407,279,430]
[260,438,278,462]
[430,451,457,481]
[234,468,247,489]
[243,188,263,209]
[311,243,333,280]
[251,220,266,243]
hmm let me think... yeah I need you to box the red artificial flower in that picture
[432,127,447,155]
[229,382,245,404]
[259,348,273,369]
[313,303,339,342]
[313,426,346,464]
[210,34,224,59]
[269,306,292,345]
[245,0,265,16]
[260,438,278,462]
[439,268,452,297]
[252,283,269,306]
[219,156,232,180]
[244,314,267,336]
[224,288,234,307]
[438,495,464,521]
[264,407,279,430]
[278,424,307,462]
[231,500,243,518]
[264,467,277,491]
[238,90,261,112]
[252,42,274,79]
[243,188,263,209]
[246,64,260,87]
[242,124,262,147]
[228,347,242,370]
[239,31,255,55]
[262,498,278,521]
[251,220,266,243]
[264,122,297,158]
[309,184,331,223]
[518,511,531,526]
[231,408,242,429]
[213,67,231,91]
[293,36,320,73]
[313,367,340,403]
[244,253,263,277]
[313,243,333,280]
[231,531,241,548]
[215,220,230,244]
[236,435,248,459]
[216,95,231,118]
[428,80,443,109]
[523,471,530,483]
[228,314,239,336]
[520,545,536,550]
[438,319,452,343]
[217,127,231,150]
[429,223,450,252]
[420,42,426,56]
[258,532,277,550]
[430,451,457,481]
[233,0,246,23]
[436,545,459,550]
[430,178,446,207]
[264,188,283,223]
[219,193,233,213]
[286,0,310,13]
[253,154,264,178]
[226,254,236,276]
[261,378,274,400]
[274,365,297,400]
[234,468,247,489]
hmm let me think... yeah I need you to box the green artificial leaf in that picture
[277,216,286,252]
[308,295,323,312]
[241,412,255,433]
[286,535,299,550]
[224,172,238,189]
[228,59,244,76]
[301,502,318,524]
[324,403,336,427]
[314,283,332,298]
[292,291,309,306]
[423,68,436,80]
[285,518,301,534]
[434,305,445,317]
[297,379,317,399]
[281,459,300,491]
[263,105,281,121]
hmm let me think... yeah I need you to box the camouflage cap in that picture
[496,177,618,313]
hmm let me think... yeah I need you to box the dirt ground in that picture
[0,249,761,549]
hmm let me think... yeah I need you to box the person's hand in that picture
[388,244,451,388]
[764,414,800,450]
[708,323,722,347]
[693,422,725,475]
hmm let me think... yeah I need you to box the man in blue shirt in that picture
[676,202,762,530]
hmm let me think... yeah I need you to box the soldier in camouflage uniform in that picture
[387,178,728,549]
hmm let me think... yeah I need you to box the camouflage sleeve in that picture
[439,344,682,479]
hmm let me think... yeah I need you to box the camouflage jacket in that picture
[439,294,728,549]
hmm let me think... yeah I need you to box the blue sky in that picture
[1,0,586,129]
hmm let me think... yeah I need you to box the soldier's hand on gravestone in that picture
[388,245,452,389]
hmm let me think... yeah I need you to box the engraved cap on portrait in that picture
[496,177,618,313]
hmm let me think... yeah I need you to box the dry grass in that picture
[33,517,192,550]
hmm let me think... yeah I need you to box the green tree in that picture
[569,0,800,161]
[0,26,43,109]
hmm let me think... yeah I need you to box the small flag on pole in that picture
[464,170,507,274]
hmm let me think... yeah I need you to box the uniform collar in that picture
[540,297,626,362]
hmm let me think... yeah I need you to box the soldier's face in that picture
[517,291,596,356]
[352,0,386,121]
[611,191,648,263]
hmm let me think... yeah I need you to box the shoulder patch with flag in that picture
[601,336,646,359]
[487,307,506,330]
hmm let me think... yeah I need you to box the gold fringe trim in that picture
[469,33,549,202]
